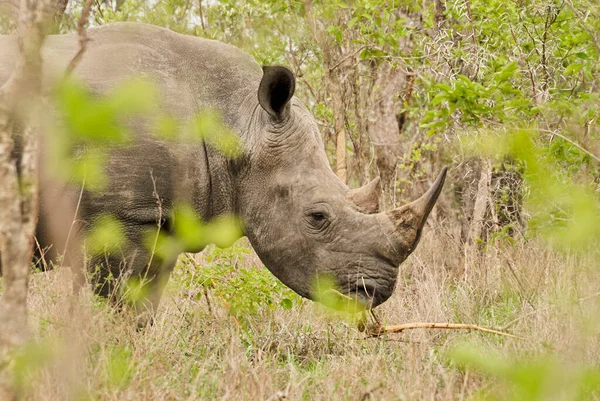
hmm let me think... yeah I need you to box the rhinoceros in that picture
[0,22,446,317]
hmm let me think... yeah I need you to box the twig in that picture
[501,309,538,330]
[216,293,241,330]
[65,0,94,75]
[203,287,213,315]
[540,4,562,94]
[198,0,206,33]
[503,256,535,309]
[509,22,539,104]
[464,0,479,79]
[459,368,470,401]
[324,288,353,300]
[33,237,49,271]
[62,176,85,266]
[579,291,600,302]
[367,322,521,339]
[329,45,368,72]
[541,129,600,165]
[145,169,163,271]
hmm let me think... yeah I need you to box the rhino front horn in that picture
[386,167,447,252]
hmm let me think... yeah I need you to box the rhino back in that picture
[75,23,260,119]
[2,23,262,113]
[1,23,262,237]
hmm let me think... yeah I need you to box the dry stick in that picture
[459,368,470,401]
[145,170,163,272]
[367,322,521,339]
[62,176,85,266]
[34,236,50,271]
[328,45,368,72]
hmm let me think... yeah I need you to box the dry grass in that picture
[12,224,600,400]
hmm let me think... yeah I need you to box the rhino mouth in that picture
[348,282,386,309]
[350,287,374,308]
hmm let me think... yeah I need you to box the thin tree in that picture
[0,0,55,398]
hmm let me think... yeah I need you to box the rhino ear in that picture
[258,66,295,120]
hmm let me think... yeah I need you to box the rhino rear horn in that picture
[258,66,295,120]
[347,177,381,214]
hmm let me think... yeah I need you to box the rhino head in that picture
[236,66,446,309]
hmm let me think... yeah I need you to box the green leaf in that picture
[434,82,453,92]
[494,61,519,82]
[280,298,293,310]
[359,48,386,59]
[564,63,582,76]
[108,78,158,115]
[86,215,126,256]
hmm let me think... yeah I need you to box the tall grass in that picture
[16,226,600,400]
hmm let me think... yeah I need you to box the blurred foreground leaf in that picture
[186,110,242,158]
[310,275,366,315]
[450,343,600,401]
[86,215,126,256]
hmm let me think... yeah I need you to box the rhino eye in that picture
[311,212,326,222]
[304,205,332,231]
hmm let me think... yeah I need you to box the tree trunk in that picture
[366,65,407,207]
[51,0,68,33]
[304,0,348,183]
[0,0,53,397]
[463,158,492,278]
[331,73,347,183]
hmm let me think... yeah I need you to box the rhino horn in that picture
[385,167,447,254]
[347,176,381,214]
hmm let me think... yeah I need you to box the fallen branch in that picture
[366,322,521,339]
[319,290,519,339]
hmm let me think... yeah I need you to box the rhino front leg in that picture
[88,230,178,327]
[131,256,177,328]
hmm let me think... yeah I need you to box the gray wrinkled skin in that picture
[0,23,446,315]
